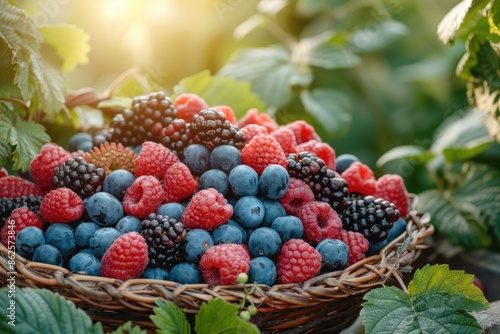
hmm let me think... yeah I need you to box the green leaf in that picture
[306,43,360,69]
[376,145,435,168]
[0,287,104,334]
[39,24,90,72]
[218,46,312,108]
[488,0,500,36]
[296,0,349,16]
[409,264,489,311]
[97,97,133,110]
[442,137,494,162]
[0,141,11,169]
[195,299,260,334]
[300,88,351,136]
[174,70,266,118]
[38,59,67,117]
[151,299,191,334]
[110,321,147,334]
[350,21,408,52]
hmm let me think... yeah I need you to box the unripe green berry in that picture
[248,305,257,316]
[239,310,251,321]
[237,272,249,284]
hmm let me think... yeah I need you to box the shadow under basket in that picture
[0,196,433,333]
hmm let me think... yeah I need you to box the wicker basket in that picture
[0,196,433,333]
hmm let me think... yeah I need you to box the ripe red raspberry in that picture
[101,232,149,280]
[162,162,197,203]
[279,178,315,215]
[40,188,84,223]
[374,174,410,217]
[1,208,43,247]
[270,127,297,155]
[134,141,179,179]
[123,175,164,218]
[337,230,369,266]
[276,239,321,284]
[0,176,45,198]
[175,93,209,122]
[199,243,250,285]
[341,162,376,196]
[238,108,279,133]
[240,124,268,144]
[285,120,320,144]
[212,105,237,124]
[0,168,8,178]
[181,188,233,230]
[30,143,71,191]
[296,140,336,170]
[297,201,342,244]
[241,134,287,175]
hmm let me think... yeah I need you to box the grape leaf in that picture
[376,145,435,168]
[195,299,260,334]
[110,321,147,334]
[39,24,90,72]
[0,287,104,334]
[151,299,191,334]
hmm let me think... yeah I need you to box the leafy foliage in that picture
[151,299,191,334]
[195,299,260,334]
[111,321,147,334]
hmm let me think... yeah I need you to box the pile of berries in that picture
[0,92,410,286]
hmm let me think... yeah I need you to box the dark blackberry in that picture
[190,108,245,151]
[92,128,112,147]
[0,195,44,229]
[140,213,187,271]
[340,195,400,242]
[110,109,146,147]
[287,152,348,212]
[160,118,193,159]
[52,157,106,198]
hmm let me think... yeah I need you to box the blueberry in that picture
[367,239,389,256]
[316,238,349,272]
[212,224,243,244]
[260,199,286,227]
[69,252,101,276]
[142,268,170,280]
[227,219,248,243]
[228,165,259,198]
[68,132,93,152]
[386,218,407,243]
[248,227,282,258]
[115,215,142,234]
[259,164,289,200]
[248,257,277,286]
[76,140,93,152]
[133,145,142,155]
[157,203,185,221]
[271,216,303,241]
[183,144,210,175]
[32,244,63,266]
[198,169,229,195]
[183,229,214,263]
[169,262,203,284]
[85,192,124,227]
[335,154,360,174]
[234,196,265,228]
[16,226,45,259]
[103,169,136,201]
[77,248,94,255]
[45,224,76,259]
[89,227,121,258]
[75,222,101,248]
[210,145,242,173]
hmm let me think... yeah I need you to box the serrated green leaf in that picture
[97,97,133,110]
[174,70,266,118]
[39,24,90,72]
[487,0,500,36]
[0,287,104,334]
[195,299,260,334]
[0,141,11,169]
[306,43,360,69]
[38,59,67,117]
[350,21,408,52]
[151,299,190,334]
[376,145,435,168]
[442,137,494,162]
[300,88,351,136]
[110,320,147,334]
[218,46,311,108]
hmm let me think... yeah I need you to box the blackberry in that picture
[53,157,106,198]
[140,213,187,271]
[190,108,245,151]
[287,152,348,212]
[0,195,44,229]
[109,109,146,147]
[160,118,192,159]
[340,195,400,242]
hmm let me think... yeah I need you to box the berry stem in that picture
[0,97,30,120]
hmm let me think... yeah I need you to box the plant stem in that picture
[0,97,30,120]
[263,18,297,49]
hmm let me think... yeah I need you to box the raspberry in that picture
[285,120,320,144]
[123,175,164,218]
[162,162,198,203]
[341,161,376,196]
[296,140,336,170]
[0,168,8,178]
[85,142,136,176]
[337,229,369,266]
[199,243,250,285]
[241,134,288,175]
[297,201,342,244]
[276,239,321,284]
[101,232,149,280]
[1,207,43,247]
[0,196,44,229]
[374,174,410,217]
[270,127,297,155]
[39,188,84,223]
[279,178,315,215]
[174,93,209,122]
[134,141,179,179]
[0,176,45,198]
[240,124,268,144]
[30,143,71,191]
[212,105,237,124]
[181,188,233,230]
[238,108,279,133]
